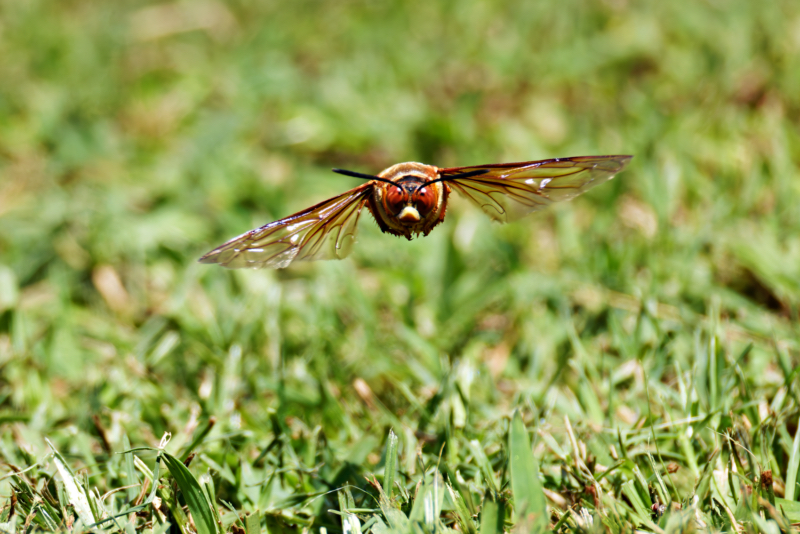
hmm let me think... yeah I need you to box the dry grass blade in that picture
[46,439,97,530]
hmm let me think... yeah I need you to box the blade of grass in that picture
[646,453,669,505]
[631,464,651,507]
[786,424,800,501]
[621,480,660,531]
[201,473,224,529]
[122,434,139,504]
[551,509,571,532]
[594,460,626,482]
[447,483,477,534]
[467,439,499,495]
[383,429,398,505]
[693,448,720,503]
[409,469,445,529]
[508,411,547,532]
[337,489,361,534]
[46,438,97,530]
[479,491,504,534]
[179,417,217,462]
[244,512,261,534]
[160,452,220,534]
[775,498,800,522]
[88,452,162,528]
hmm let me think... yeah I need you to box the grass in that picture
[1,0,800,532]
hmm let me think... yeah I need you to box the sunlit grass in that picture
[1,0,799,532]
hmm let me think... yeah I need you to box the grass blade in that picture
[508,411,547,532]
[160,452,220,534]
[467,439,499,495]
[479,492,504,534]
[775,498,800,522]
[409,469,445,528]
[383,429,398,504]
[338,489,361,534]
[122,434,138,503]
[551,509,571,532]
[447,483,477,534]
[621,480,659,530]
[244,512,261,534]
[786,424,800,501]
[46,438,97,529]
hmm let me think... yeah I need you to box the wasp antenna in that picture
[443,169,490,181]
[332,168,397,186]
[422,169,490,190]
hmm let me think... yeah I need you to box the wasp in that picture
[199,155,631,269]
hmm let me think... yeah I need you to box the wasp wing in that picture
[199,183,374,269]
[441,155,632,223]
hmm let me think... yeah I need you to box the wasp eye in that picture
[385,185,407,215]
[414,186,436,216]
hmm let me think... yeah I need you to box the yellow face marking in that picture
[398,206,421,223]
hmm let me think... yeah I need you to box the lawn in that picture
[1,0,800,532]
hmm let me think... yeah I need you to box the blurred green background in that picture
[1,0,800,530]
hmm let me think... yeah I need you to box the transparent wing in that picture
[441,155,632,223]
[199,183,373,269]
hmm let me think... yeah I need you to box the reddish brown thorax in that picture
[367,162,449,240]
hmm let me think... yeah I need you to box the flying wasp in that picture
[199,155,632,269]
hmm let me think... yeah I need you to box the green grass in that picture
[1,0,800,532]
